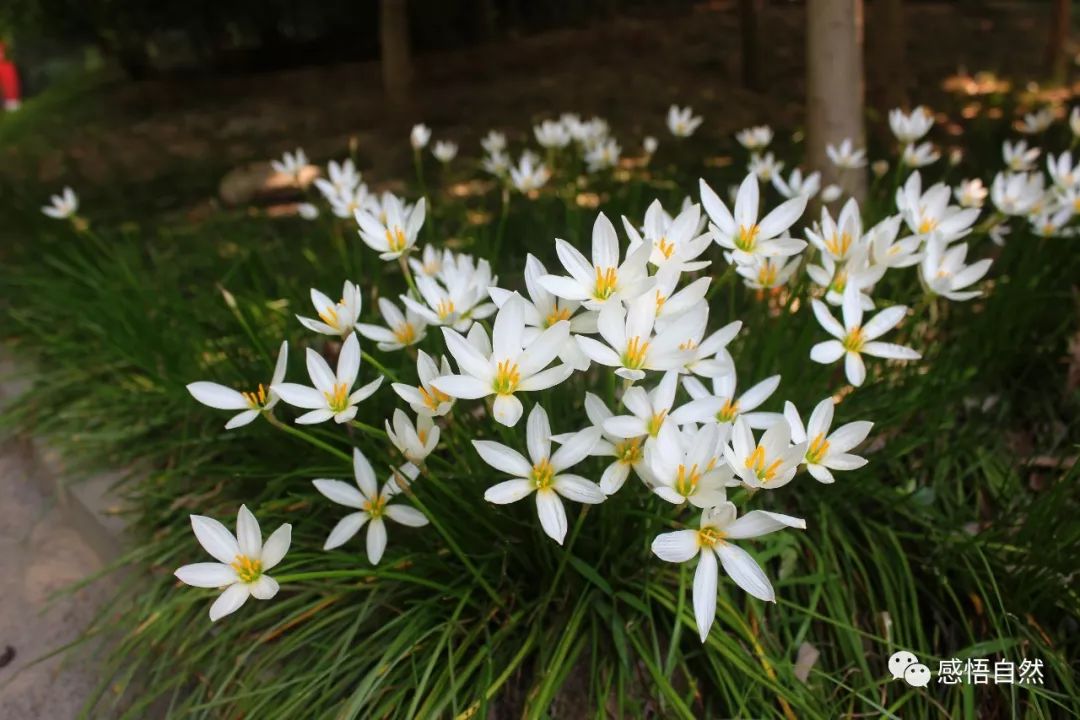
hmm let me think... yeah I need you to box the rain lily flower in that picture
[648,423,733,507]
[571,392,650,495]
[889,106,934,144]
[902,141,940,168]
[386,409,439,464]
[651,503,805,641]
[700,174,808,262]
[314,159,360,198]
[575,293,695,381]
[643,136,659,155]
[325,183,369,219]
[483,150,511,177]
[187,341,289,430]
[602,371,681,443]
[678,319,742,379]
[896,171,979,241]
[806,198,863,262]
[784,398,873,483]
[41,187,79,220]
[736,255,800,290]
[667,105,703,137]
[355,194,426,260]
[991,172,1045,216]
[1030,207,1073,237]
[510,154,551,193]
[724,416,805,490]
[809,286,920,387]
[672,371,782,429]
[826,139,867,169]
[392,350,455,417]
[477,404,604,544]
[481,130,507,155]
[297,280,364,337]
[585,138,621,171]
[821,184,843,203]
[410,124,431,150]
[404,255,497,331]
[432,294,572,426]
[920,236,993,301]
[867,216,922,269]
[772,168,821,200]
[271,333,383,424]
[805,246,883,309]
[298,203,319,220]
[736,125,773,151]
[313,449,427,563]
[534,119,572,148]
[1071,107,1080,137]
[1046,151,1080,189]
[1018,107,1053,135]
[623,200,712,272]
[271,148,308,180]
[357,297,427,351]
[539,212,653,310]
[954,178,988,208]
[175,506,291,622]
[1003,140,1040,172]
[411,245,450,278]
[749,152,783,182]
[433,140,458,163]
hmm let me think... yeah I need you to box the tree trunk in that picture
[1046,0,1070,81]
[380,0,413,105]
[872,0,906,111]
[806,0,867,202]
[738,0,763,91]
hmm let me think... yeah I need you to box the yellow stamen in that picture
[230,554,263,584]
[393,322,417,345]
[593,266,618,300]
[806,433,830,464]
[242,383,268,408]
[736,224,760,252]
[531,458,555,489]
[679,339,698,351]
[654,290,666,313]
[745,445,783,482]
[697,526,725,548]
[362,495,388,518]
[646,411,667,437]
[918,218,938,234]
[318,305,340,328]
[545,306,572,327]
[436,299,456,320]
[492,359,521,395]
[324,383,350,413]
[419,385,451,411]
[614,438,643,465]
[825,232,853,257]
[674,463,701,496]
[843,326,865,352]
[656,237,676,259]
[757,263,778,287]
[717,398,740,423]
[621,336,650,369]
[385,226,408,252]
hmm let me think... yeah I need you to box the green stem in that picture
[264,412,352,462]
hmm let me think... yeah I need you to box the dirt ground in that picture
[1,2,1058,205]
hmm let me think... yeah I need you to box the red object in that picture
[0,43,22,106]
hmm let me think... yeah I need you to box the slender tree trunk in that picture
[872,0,906,110]
[1046,0,1071,81]
[380,0,413,105]
[806,0,867,202]
[738,0,763,91]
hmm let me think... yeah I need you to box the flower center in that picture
[545,306,572,327]
[324,383,351,413]
[918,218,938,235]
[419,385,451,410]
[806,432,830,464]
[654,290,666,313]
[621,336,650,369]
[716,398,740,423]
[436,300,456,320]
[697,526,726,549]
[745,445,783,482]
[593,266,619,300]
[656,237,676,259]
[394,322,417,345]
[674,463,701,496]
[842,326,865,352]
[492,359,521,395]
[735,224,760,252]
[757,263,778,287]
[318,304,342,329]
[242,383,268,409]
[646,411,667,437]
[385,226,408,252]
[531,458,555,490]
[614,437,643,465]
[362,495,388,519]
[231,554,263,584]
[825,232,853,257]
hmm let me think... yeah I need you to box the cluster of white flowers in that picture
[132,101,1080,632]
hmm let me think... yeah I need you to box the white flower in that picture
[784,398,872,483]
[888,106,934,144]
[826,139,867,169]
[357,297,427,351]
[901,141,940,168]
[748,152,783,182]
[772,168,820,200]
[539,212,653,310]
[585,138,621,172]
[297,202,319,220]
[410,124,431,150]
[1018,107,1054,135]
[920,236,993,301]
[481,130,507,155]
[806,198,863,262]
[867,215,922,269]
[1071,107,1080,137]
[187,341,289,429]
[41,187,79,219]
[602,371,681,443]
[355,194,426,261]
[271,148,308,179]
[623,200,712,272]
[403,254,497,330]
[724,416,805,490]
[433,140,458,163]
[821,184,843,203]
[991,171,1045,216]
[314,159,360,198]
[482,150,511,176]
[809,286,920,387]
[735,254,800,290]
[735,125,773,151]
[411,245,450,277]
[510,153,551,193]
[271,332,383,424]
[672,371,781,429]
[677,319,742,379]
[534,119,572,148]
[322,183,369,218]
[896,171,979,241]
[700,175,807,262]
[954,178,988,208]
[643,136,659,155]
[297,280,364,337]
[1047,151,1080,189]
[175,505,291,622]
[575,293,695,381]
[477,404,604,544]
[386,409,439,464]
[392,350,455,417]
[651,503,805,641]
[1030,207,1073,237]
[1003,140,1040,171]
[432,294,572,426]
[667,105,703,138]
[313,449,427,564]
[572,392,650,495]
[489,254,595,371]
[648,423,733,507]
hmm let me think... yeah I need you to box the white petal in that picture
[271,383,326,409]
[650,529,699,563]
[259,524,292,569]
[323,512,368,549]
[208,583,250,621]
[484,478,536,504]
[174,563,237,588]
[352,447,379,499]
[526,403,551,465]
[432,374,492,399]
[249,575,280,600]
[473,440,532,476]
[187,382,249,410]
[190,515,240,564]
[536,489,568,544]
[235,505,262,558]
[225,410,261,430]
[715,543,775,602]
[809,340,845,364]
[693,550,718,642]
[385,504,429,527]
[861,342,921,360]
[313,479,367,509]
[552,474,606,504]
[366,517,388,564]
[492,393,524,426]
[724,510,806,539]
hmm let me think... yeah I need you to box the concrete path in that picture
[0,438,112,719]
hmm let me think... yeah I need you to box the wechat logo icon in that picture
[889,650,931,687]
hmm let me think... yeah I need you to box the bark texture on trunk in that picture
[380,0,413,105]
[1046,0,1071,81]
[806,0,867,202]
